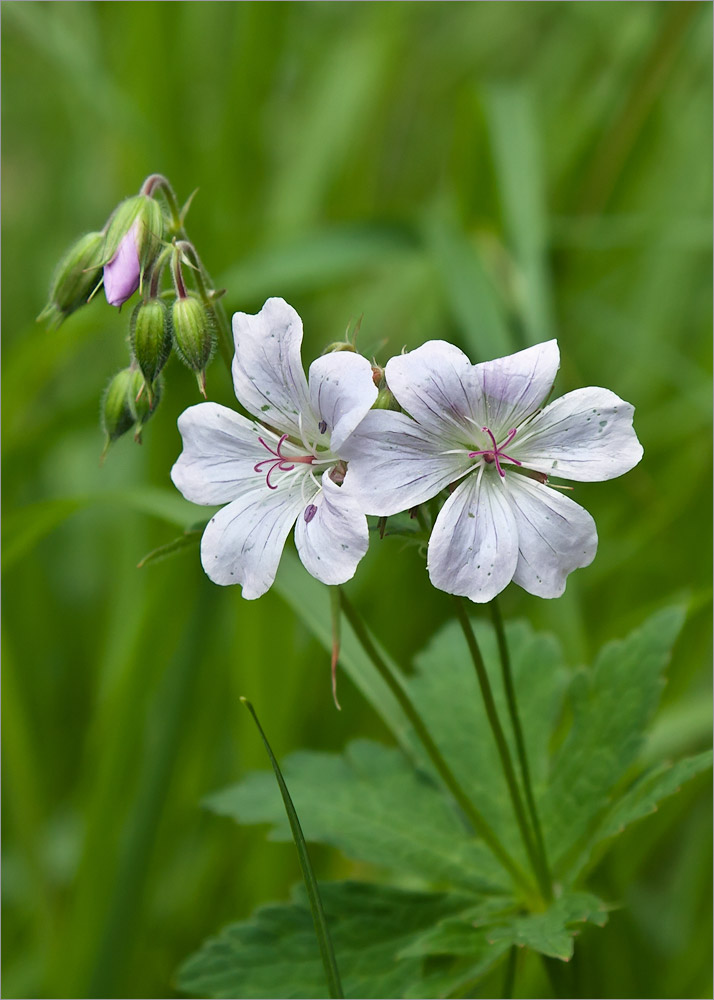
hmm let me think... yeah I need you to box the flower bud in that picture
[101,368,138,448]
[321,341,357,356]
[103,195,164,307]
[37,231,104,328]
[131,370,162,442]
[372,385,401,411]
[171,295,215,395]
[130,298,172,393]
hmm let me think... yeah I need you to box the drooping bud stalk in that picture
[102,194,165,307]
[37,231,105,328]
[129,297,172,399]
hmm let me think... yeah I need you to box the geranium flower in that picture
[341,339,643,602]
[171,298,377,599]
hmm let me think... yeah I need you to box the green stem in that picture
[501,946,517,1000]
[241,698,344,1000]
[452,596,551,902]
[490,597,552,897]
[339,591,537,901]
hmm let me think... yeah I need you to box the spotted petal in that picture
[232,298,312,437]
[509,387,643,482]
[171,402,267,505]
[200,481,307,599]
[341,409,472,516]
[308,352,378,452]
[427,472,519,602]
[506,475,598,598]
[384,340,479,440]
[471,340,560,437]
[294,473,369,585]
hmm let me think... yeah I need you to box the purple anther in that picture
[318,420,327,434]
[468,426,522,478]
[304,503,318,523]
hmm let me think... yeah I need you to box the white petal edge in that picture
[232,297,313,436]
[506,474,598,598]
[340,409,472,516]
[307,351,378,452]
[510,386,644,482]
[171,402,268,505]
[472,340,560,437]
[384,340,478,440]
[427,471,519,603]
[200,481,307,599]
[294,472,369,586]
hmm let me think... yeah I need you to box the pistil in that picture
[254,433,315,490]
[469,427,523,479]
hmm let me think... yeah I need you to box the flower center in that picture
[254,433,315,490]
[469,427,522,479]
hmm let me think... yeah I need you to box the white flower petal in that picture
[171,402,266,505]
[506,475,598,598]
[232,298,312,436]
[472,340,560,436]
[427,471,519,602]
[510,387,643,482]
[200,481,307,599]
[308,352,378,452]
[384,340,479,440]
[294,473,369,585]
[340,410,471,516]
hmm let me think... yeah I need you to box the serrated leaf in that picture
[599,750,712,840]
[178,881,467,1000]
[541,607,686,875]
[208,740,505,893]
[405,618,567,863]
[486,892,609,960]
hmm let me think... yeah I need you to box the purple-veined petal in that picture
[104,221,141,307]
[232,298,313,437]
[505,474,598,598]
[200,480,307,599]
[509,387,643,482]
[340,409,472,516]
[384,340,479,440]
[307,351,378,452]
[427,471,519,602]
[294,472,369,585]
[472,340,560,437]
[171,402,269,505]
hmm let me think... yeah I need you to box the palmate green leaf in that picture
[177,881,469,1000]
[541,607,686,877]
[405,618,568,864]
[208,740,504,893]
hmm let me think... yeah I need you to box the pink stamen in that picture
[254,433,315,490]
[468,426,523,479]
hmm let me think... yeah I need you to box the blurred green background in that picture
[2,2,711,997]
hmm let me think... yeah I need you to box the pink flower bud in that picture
[104,221,141,307]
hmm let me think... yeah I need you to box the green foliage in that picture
[184,609,709,998]
[3,2,711,997]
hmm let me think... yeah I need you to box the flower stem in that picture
[452,596,552,902]
[490,597,553,898]
[339,591,537,901]
[501,946,517,999]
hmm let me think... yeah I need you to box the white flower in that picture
[171,298,377,599]
[341,339,643,602]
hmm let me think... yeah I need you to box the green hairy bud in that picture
[37,231,104,328]
[171,295,215,396]
[101,367,161,456]
[321,341,357,355]
[130,298,172,394]
[102,194,165,302]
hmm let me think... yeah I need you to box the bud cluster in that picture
[38,174,222,456]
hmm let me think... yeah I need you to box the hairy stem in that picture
[453,597,552,902]
[339,591,537,901]
[490,597,552,896]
